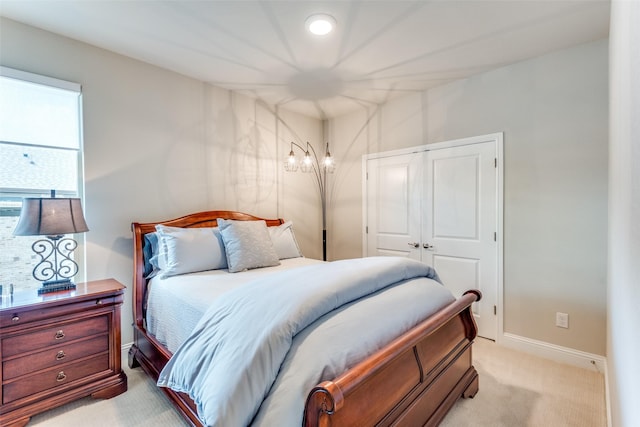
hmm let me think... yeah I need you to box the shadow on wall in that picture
[324,106,382,260]
[327,106,381,208]
[206,91,280,215]
[228,124,276,210]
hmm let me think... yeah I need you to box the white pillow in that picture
[217,219,280,273]
[268,221,303,259]
[156,225,227,278]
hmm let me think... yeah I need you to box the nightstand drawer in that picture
[0,294,122,328]
[2,315,108,358]
[3,334,109,380]
[3,353,110,404]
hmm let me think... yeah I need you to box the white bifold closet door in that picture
[365,140,498,340]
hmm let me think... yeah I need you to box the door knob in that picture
[408,242,419,248]
[423,243,434,249]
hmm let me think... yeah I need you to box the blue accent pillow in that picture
[217,219,280,273]
[143,232,161,278]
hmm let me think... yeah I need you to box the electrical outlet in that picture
[556,312,569,328]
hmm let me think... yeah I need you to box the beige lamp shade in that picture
[13,197,89,236]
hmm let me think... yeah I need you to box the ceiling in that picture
[0,1,610,119]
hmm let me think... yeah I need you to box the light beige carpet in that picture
[31,338,606,426]
[440,338,606,427]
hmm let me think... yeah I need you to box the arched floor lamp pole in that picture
[284,141,335,261]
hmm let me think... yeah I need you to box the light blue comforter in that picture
[157,257,446,427]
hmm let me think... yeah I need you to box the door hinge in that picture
[494,305,497,315]
[365,226,368,234]
[494,232,497,241]
[494,158,497,168]
[366,172,369,180]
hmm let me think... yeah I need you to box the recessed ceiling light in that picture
[305,14,336,36]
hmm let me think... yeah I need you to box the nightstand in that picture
[0,279,128,427]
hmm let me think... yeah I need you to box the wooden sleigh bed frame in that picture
[128,210,481,427]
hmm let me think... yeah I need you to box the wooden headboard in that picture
[130,210,285,332]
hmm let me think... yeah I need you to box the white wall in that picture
[0,18,322,344]
[327,39,609,356]
[607,1,640,425]
[1,16,614,373]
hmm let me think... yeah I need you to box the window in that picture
[0,67,84,291]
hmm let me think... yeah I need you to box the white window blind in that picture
[0,66,82,196]
[0,74,81,149]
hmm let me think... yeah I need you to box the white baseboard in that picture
[499,333,610,427]
[500,332,606,372]
[121,341,133,355]
[604,360,612,427]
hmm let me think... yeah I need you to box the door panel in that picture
[366,153,421,260]
[433,155,479,240]
[423,142,497,340]
[432,255,480,316]
[377,164,410,234]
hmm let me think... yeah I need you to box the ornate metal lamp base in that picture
[38,278,77,294]
[31,236,80,294]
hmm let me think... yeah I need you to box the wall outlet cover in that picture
[556,312,569,328]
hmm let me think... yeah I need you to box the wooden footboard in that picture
[303,290,480,427]
[130,211,481,427]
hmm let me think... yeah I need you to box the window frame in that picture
[0,66,86,288]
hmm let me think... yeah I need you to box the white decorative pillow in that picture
[268,221,303,259]
[217,219,280,273]
[156,225,227,278]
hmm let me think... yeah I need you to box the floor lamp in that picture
[284,141,335,261]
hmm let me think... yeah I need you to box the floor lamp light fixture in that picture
[284,141,335,261]
[13,190,89,294]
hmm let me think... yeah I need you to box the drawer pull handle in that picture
[56,371,67,382]
[56,351,66,360]
[12,315,20,322]
[96,299,103,305]
[55,330,65,340]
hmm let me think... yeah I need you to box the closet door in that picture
[365,153,422,260]
[422,142,497,340]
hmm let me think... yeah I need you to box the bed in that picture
[128,210,481,426]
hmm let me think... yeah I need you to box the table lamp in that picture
[13,192,89,294]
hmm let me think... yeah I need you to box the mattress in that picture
[145,257,323,353]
